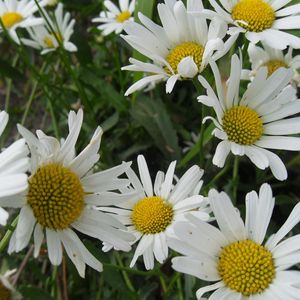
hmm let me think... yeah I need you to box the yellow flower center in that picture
[131,196,174,234]
[27,163,85,230]
[263,60,288,76]
[218,240,275,296]
[231,0,275,32]
[222,106,263,145]
[1,12,23,29]
[0,281,11,300]
[116,10,131,23]
[166,42,205,75]
[44,32,63,48]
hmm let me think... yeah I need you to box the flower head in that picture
[198,54,300,180]
[98,155,210,270]
[0,111,29,226]
[242,43,300,88]
[21,3,77,54]
[0,0,47,44]
[92,0,135,36]
[3,109,134,277]
[121,0,237,95]
[192,0,300,49]
[171,183,300,299]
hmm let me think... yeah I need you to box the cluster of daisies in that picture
[1,108,300,299]
[0,0,76,53]
[1,0,300,299]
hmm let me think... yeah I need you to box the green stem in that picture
[192,77,206,167]
[0,216,18,252]
[232,156,240,203]
[165,272,180,296]
[51,266,58,298]
[159,272,167,294]
[103,263,157,276]
[4,54,19,112]
[176,275,184,300]
[20,61,47,127]
[241,38,250,67]
[203,164,230,192]
[114,252,136,293]
[47,96,60,139]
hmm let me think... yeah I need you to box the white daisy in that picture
[46,0,58,7]
[121,0,238,95]
[242,43,300,88]
[92,0,135,36]
[21,3,77,54]
[198,53,300,181]
[171,183,300,299]
[2,109,134,277]
[0,269,22,300]
[191,0,300,50]
[98,154,210,270]
[0,0,47,44]
[0,110,29,226]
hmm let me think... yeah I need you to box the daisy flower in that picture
[92,0,135,36]
[0,0,47,44]
[121,0,238,95]
[0,269,22,300]
[242,43,300,88]
[21,3,77,54]
[171,183,300,299]
[192,0,300,49]
[98,155,210,270]
[198,54,300,181]
[0,110,29,226]
[3,109,134,277]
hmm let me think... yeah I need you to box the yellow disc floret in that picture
[27,163,84,230]
[222,106,263,145]
[116,10,131,23]
[231,0,275,32]
[166,42,205,75]
[44,32,63,48]
[1,12,23,29]
[0,281,11,300]
[263,60,288,76]
[131,196,174,234]
[218,240,275,296]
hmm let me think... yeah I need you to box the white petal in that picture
[212,141,230,168]
[137,155,153,197]
[209,189,246,242]
[266,202,300,250]
[46,229,62,265]
[177,56,198,78]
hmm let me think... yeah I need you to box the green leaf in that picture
[0,58,22,79]
[19,286,54,300]
[131,97,180,160]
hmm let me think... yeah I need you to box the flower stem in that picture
[0,216,18,252]
[114,252,136,293]
[232,156,240,203]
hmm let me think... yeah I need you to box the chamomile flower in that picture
[242,43,300,88]
[121,0,238,95]
[21,3,77,54]
[0,269,21,300]
[171,183,300,299]
[98,155,210,270]
[3,109,134,277]
[0,0,47,44]
[46,0,58,7]
[198,54,300,180]
[0,111,29,226]
[92,0,135,36]
[193,0,300,49]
